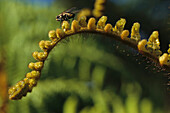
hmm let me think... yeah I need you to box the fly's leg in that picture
[60,20,62,27]
[65,15,71,24]
[68,19,70,24]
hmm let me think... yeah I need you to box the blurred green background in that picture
[0,0,170,113]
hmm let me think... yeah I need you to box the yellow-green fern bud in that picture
[71,20,80,32]
[138,39,148,52]
[79,16,87,27]
[8,80,29,100]
[62,21,70,32]
[121,30,129,40]
[42,40,55,51]
[48,30,56,41]
[87,17,96,30]
[104,23,112,33]
[34,62,44,70]
[39,40,48,51]
[28,79,37,92]
[56,28,65,39]
[26,71,40,79]
[28,62,35,70]
[37,52,48,61]
[131,22,141,42]
[147,31,162,56]
[32,51,39,60]
[159,53,168,66]
[97,16,107,29]
[113,18,126,35]
[28,62,43,71]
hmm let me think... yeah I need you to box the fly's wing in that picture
[64,7,77,13]
[70,9,80,14]
[56,7,79,21]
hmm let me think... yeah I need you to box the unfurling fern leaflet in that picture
[8,15,170,100]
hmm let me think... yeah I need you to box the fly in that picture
[56,7,79,23]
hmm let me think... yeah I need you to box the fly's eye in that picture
[56,16,60,19]
[56,16,61,21]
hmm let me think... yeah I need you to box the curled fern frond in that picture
[92,0,107,18]
[8,15,170,100]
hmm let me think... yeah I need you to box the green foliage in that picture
[0,0,169,113]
